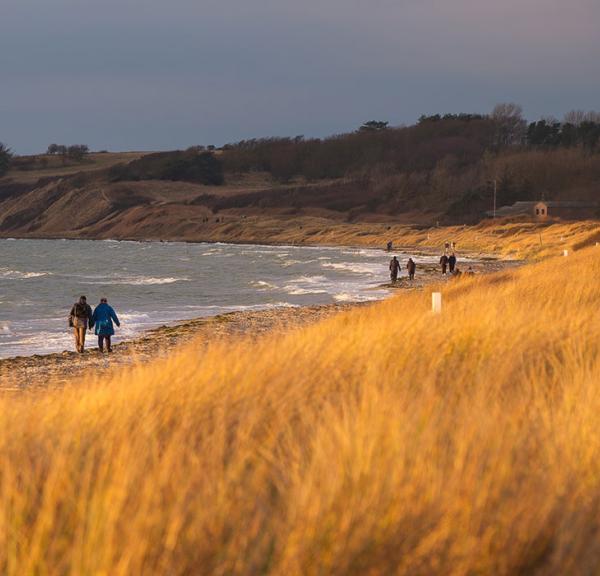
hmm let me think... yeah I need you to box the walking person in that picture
[440,254,449,275]
[448,253,457,274]
[91,298,121,353]
[69,295,93,353]
[389,256,401,283]
[406,258,416,281]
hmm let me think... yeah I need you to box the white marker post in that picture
[563,249,569,257]
[432,292,442,314]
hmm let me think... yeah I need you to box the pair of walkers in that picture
[440,253,457,275]
[69,296,120,353]
[389,256,416,283]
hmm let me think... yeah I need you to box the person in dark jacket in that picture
[406,258,416,281]
[69,295,93,353]
[448,253,457,273]
[440,254,449,275]
[389,256,401,283]
[91,298,121,353]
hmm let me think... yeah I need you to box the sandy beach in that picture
[0,256,515,390]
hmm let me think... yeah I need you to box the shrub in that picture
[108,150,224,185]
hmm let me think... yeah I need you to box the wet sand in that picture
[0,258,516,390]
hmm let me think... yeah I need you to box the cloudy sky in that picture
[1,0,599,153]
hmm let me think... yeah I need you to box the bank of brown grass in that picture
[206,216,599,260]
[1,248,600,574]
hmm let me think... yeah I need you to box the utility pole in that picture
[493,179,497,219]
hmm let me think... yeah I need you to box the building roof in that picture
[486,199,599,217]
[540,201,599,208]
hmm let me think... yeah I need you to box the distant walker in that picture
[389,256,401,283]
[406,258,416,281]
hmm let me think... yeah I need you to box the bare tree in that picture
[564,110,600,126]
[0,142,12,176]
[491,103,527,147]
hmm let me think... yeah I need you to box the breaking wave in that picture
[0,268,50,280]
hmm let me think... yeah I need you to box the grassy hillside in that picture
[1,249,600,573]
[3,152,146,184]
[1,113,599,241]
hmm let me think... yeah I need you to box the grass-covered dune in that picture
[2,248,600,574]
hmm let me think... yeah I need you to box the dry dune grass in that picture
[198,216,599,261]
[2,248,600,574]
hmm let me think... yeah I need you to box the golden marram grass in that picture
[1,247,600,575]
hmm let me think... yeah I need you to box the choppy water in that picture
[0,239,449,359]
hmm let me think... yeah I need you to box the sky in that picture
[1,0,599,154]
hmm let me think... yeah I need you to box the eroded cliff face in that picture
[0,162,432,243]
[0,176,218,240]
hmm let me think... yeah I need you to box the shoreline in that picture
[0,233,506,261]
[0,256,516,390]
[0,303,364,390]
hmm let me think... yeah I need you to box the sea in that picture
[0,239,436,359]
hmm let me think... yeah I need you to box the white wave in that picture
[0,322,11,335]
[250,280,278,290]
[0,268,50,280]
[81,276,190,286]
[321,262,382,275]
[333,292,358,302]
[283,274,332,295]
[118,312,150,321]
[334,291,385,303]
[286,288,328,295]
[288,275,329,284]
[341,249,385,258]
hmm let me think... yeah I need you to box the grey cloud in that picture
[1,0,599,153]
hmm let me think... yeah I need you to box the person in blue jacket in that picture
[91,297,121,353]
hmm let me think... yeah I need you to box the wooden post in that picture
[432,292,442,314]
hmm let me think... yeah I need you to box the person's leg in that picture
[81,328,86,352]
[98,334,104,352]
[106,336,112,352]
[76,327,85,352]
[74,327,81,352]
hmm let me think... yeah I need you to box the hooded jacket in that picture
[91,303,120,336]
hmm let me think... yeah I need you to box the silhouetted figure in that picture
[389,256,401,283]
[440,254,449,275]
[69,295,93,353]
[91,298,121,353]
[448,253,457,273]
[386,241,393,252]
[407,258,416,281]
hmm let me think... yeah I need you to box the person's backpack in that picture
[74,302,88,318]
